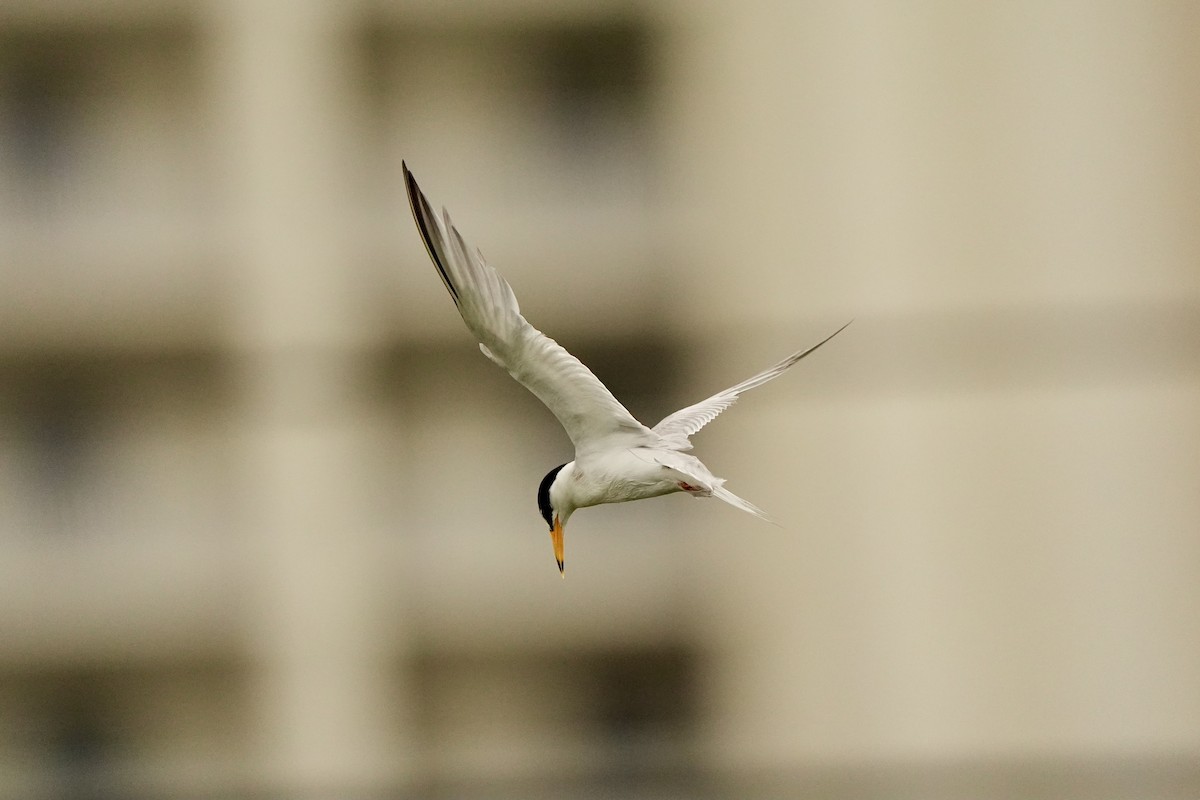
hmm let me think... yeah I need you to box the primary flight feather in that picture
[403,162,848,574]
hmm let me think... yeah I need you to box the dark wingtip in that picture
[557,559,565,576]
[790,318,854,364]
[402,162,461,307]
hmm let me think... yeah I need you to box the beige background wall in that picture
[0,1,1197,797]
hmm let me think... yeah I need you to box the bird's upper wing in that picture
[404,163,656,456]
[652,321,851,450]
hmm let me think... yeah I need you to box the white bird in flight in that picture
[403,163,848,575]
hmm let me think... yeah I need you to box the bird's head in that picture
[537,462,572,576]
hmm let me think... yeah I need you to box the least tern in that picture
[403,163,848,575]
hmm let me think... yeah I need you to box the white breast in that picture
[569,447,706,508]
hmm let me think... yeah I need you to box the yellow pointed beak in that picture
[550,515,565,576]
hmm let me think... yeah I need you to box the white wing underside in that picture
[651,321,852,450]
[404,164,656,458]
[403,162,849,462]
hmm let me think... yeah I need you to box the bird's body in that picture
[555,449,712,510]
[403,162,848,573]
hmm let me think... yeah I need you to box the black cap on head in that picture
[537,464,567,530]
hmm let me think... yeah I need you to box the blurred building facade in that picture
[0,1,1198,798]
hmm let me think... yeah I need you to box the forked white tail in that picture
[711,483,776,524]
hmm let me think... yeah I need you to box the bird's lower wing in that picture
[404,163,655,455]
[652,320,851,448]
